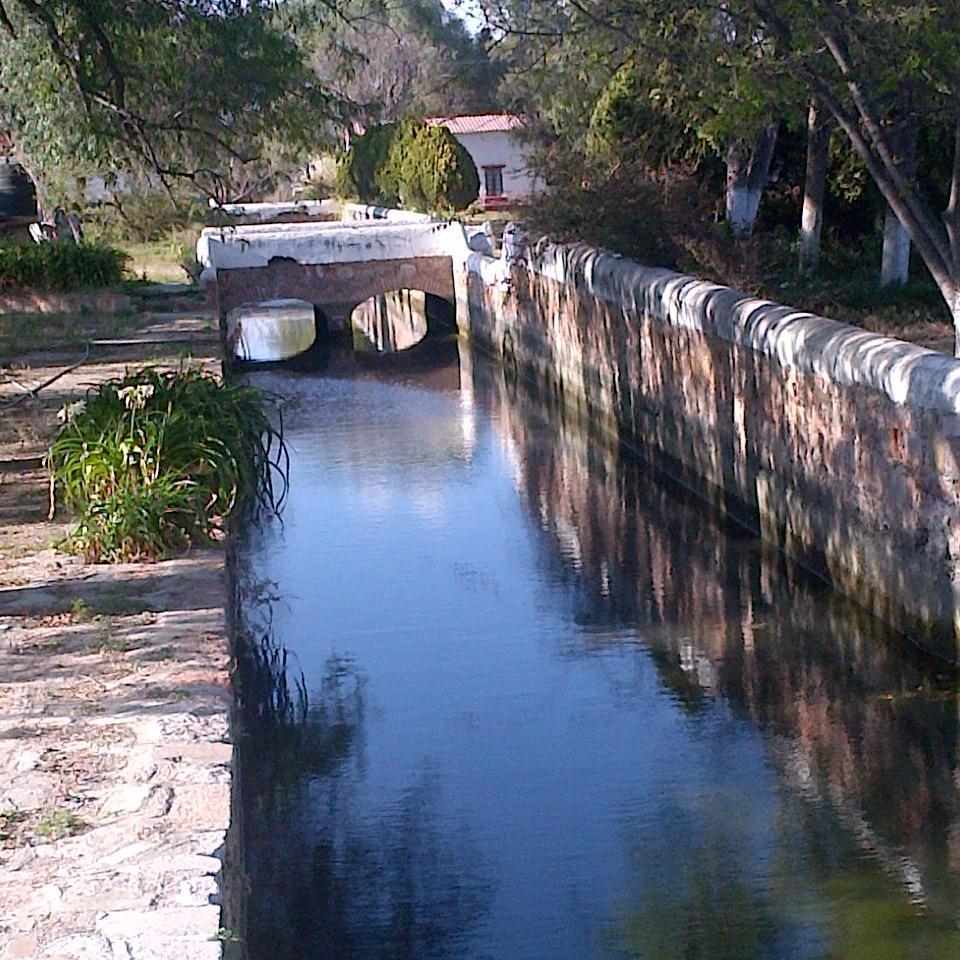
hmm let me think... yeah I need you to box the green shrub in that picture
[47,364,287,562]
[381,122,479,213]
[523,159,687,270]
[0,241,129,292]
[335,124,400,203]
[335,121,479,213]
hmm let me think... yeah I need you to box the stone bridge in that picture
[199,216,471,346]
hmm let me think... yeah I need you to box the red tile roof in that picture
[426,114,526,135]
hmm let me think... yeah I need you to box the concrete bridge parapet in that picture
[198,217,472,344]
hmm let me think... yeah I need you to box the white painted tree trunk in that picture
[880,113,918,288]
[952,289,960,358]
[799,98,833,273]
[725,125,778,239]
[726,185,764,238]
[881,208,911,287]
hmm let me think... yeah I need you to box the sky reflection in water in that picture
[236,345,960,960]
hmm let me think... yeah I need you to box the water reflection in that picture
[474,363,960,953]
[351,289,428,353]
[236,581,492,960]
[237,348,960,959]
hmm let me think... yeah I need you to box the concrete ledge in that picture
[529,243,960,416]
[341,203,436,224]
[210,199,337,224]
[0,291,133,316]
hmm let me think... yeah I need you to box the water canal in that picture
[234,340,960,960]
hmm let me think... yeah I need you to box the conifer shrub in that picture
[47,364,287,562]
[0,241,128,291]
[335,124,400,204]
[380,122,479,213]
[335,121,479,213]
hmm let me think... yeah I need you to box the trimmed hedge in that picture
[336,121,479,213]
[0,241,129,291]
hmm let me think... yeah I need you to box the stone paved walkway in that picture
[0,295,235,960]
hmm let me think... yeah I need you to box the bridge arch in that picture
[214,253,457,346]
[349,288,457,353]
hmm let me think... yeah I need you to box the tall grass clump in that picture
[47,364,287,562]
[0,241,129,291]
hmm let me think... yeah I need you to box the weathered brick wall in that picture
[467,245,960,660]
[213,256,456,332]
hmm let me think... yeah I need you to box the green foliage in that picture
[525,159,686,269]
[335,124,400,203]
[588,60,705,168]
[0,242,129,291]
[35,810,87,840]
[0,0,341,207]
[336,121,479,213]
[381,122,479,213]
[47,365,288,562]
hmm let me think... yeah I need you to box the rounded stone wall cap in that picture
[518,242,960,417]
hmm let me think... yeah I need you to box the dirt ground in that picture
[0,289,235,960]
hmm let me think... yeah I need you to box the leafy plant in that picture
[35,810,87,840]
[335,120,479,213]
[47,363,288,562]
[335,123,400,203]
[380,122,479,213]
[0,241,129,291]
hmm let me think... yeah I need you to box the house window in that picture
[483,166,505,197]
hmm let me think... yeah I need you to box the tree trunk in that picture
[880,111,918,288]
[799,98,833,273]
[881,208,911,286]
[952,289,960,359]
[726,123,778,238]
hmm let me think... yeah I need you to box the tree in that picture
[335,122,400,202]
[336,120,479,212]
[799,96,835,272]
[0,0,342,208]
[306,0,501,127]
[482,0,792,239]
[731,0,960,350]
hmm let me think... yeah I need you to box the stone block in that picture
[167,785,229,832]
[41,934,112,960]
[3,933,39,958]
[96,906,221,941]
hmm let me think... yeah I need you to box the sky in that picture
[441,0,486,34]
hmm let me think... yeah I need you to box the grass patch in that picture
[119,236,198,284]
[35,809,87,840]
[47,363,287,562]
[0,242,129,292]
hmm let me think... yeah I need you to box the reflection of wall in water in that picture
[475,360,960,924]
[352,288,427,352]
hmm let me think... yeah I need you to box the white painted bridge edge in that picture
[196,210,474,287]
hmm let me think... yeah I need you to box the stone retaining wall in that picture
[466,243,960,660]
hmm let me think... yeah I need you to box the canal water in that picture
[235,342,960,960]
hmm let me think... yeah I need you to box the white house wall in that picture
[454,131,539,201]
